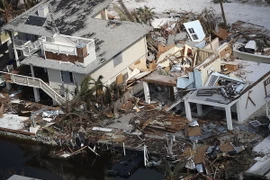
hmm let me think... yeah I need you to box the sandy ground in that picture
[0,114,28,130]
[111,0,270,30]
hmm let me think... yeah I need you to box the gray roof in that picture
[3,0,152,74]
[3,0,113,36]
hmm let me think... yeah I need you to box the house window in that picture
[60,71,74,84]
[113,53,122,67]
[188,28,195,33]
[192,34,199,40]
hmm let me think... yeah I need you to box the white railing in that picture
[0,71,65,105]
[14,39,27,48]
[13,38,42,56]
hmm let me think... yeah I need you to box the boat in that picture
[233,40,270,63]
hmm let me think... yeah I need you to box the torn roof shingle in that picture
[3,0,152,74]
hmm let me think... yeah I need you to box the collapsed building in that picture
[137,37,270,130]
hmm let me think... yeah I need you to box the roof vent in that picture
[38,4,49,17]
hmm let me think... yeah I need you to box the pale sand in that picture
[110,0,270,30]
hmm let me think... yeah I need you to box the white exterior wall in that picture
[83,41,96,66]
[94,9,108,20]
[236,74,270,123]
[91,37,147,84]
[200,58,221,86]
[47,69,85,98]
[54,35,74,45]
[94,13,102,19]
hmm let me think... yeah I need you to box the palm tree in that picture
[23,0,36,10]
[116,0,135,22]
[0,0,39,23]
[113,2,156,25]
[113,0,135,22]
[135,6,156,25]
[0,0,14,23]
[163,158,188,180]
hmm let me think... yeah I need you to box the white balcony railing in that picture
[13,38,43,56]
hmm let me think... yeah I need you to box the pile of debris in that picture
[119,97,189,134]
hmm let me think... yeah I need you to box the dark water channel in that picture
[0,136,163,180]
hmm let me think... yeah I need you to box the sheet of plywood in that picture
[194,145,209,164]
[129,59,148,71]
[116,73,123,84]
[188,126,202,136]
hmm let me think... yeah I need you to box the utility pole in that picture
[219,0,227,29]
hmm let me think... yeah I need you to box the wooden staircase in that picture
[0,71,65,105]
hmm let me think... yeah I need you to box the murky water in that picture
[0,136,164,180]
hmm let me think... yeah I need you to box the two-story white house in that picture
[1,0,151,104]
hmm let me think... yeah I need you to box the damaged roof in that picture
[187,60,270,105]
[3,0,113,36]
[3,0,152,74]
[21,18,151,74]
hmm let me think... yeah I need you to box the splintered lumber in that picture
[69,146,87,156]
[142,116,188,133]
[142,118,153,130]
[0,102,3,118]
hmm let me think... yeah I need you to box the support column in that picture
[30,65,40,102]
[10,31,20,67]
[196,104,203,116]
[143,81,151,104]
[173,87,178,100]
[184,100,192,121]
[7,39,13,59]
[266,101,270,119]
[225,106,233,130]
[6,82,12,91]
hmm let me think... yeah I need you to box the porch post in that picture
[266,100,270,119]
[225,106,233,130]
[143,81,151,104]
[10,31,20,67]
[196,104,203,116]
[173,87,178,100]
[30,65,40,102]
[6,82,12,91]
[184,100,192,121]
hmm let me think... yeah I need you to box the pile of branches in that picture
[56,75,125,133]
